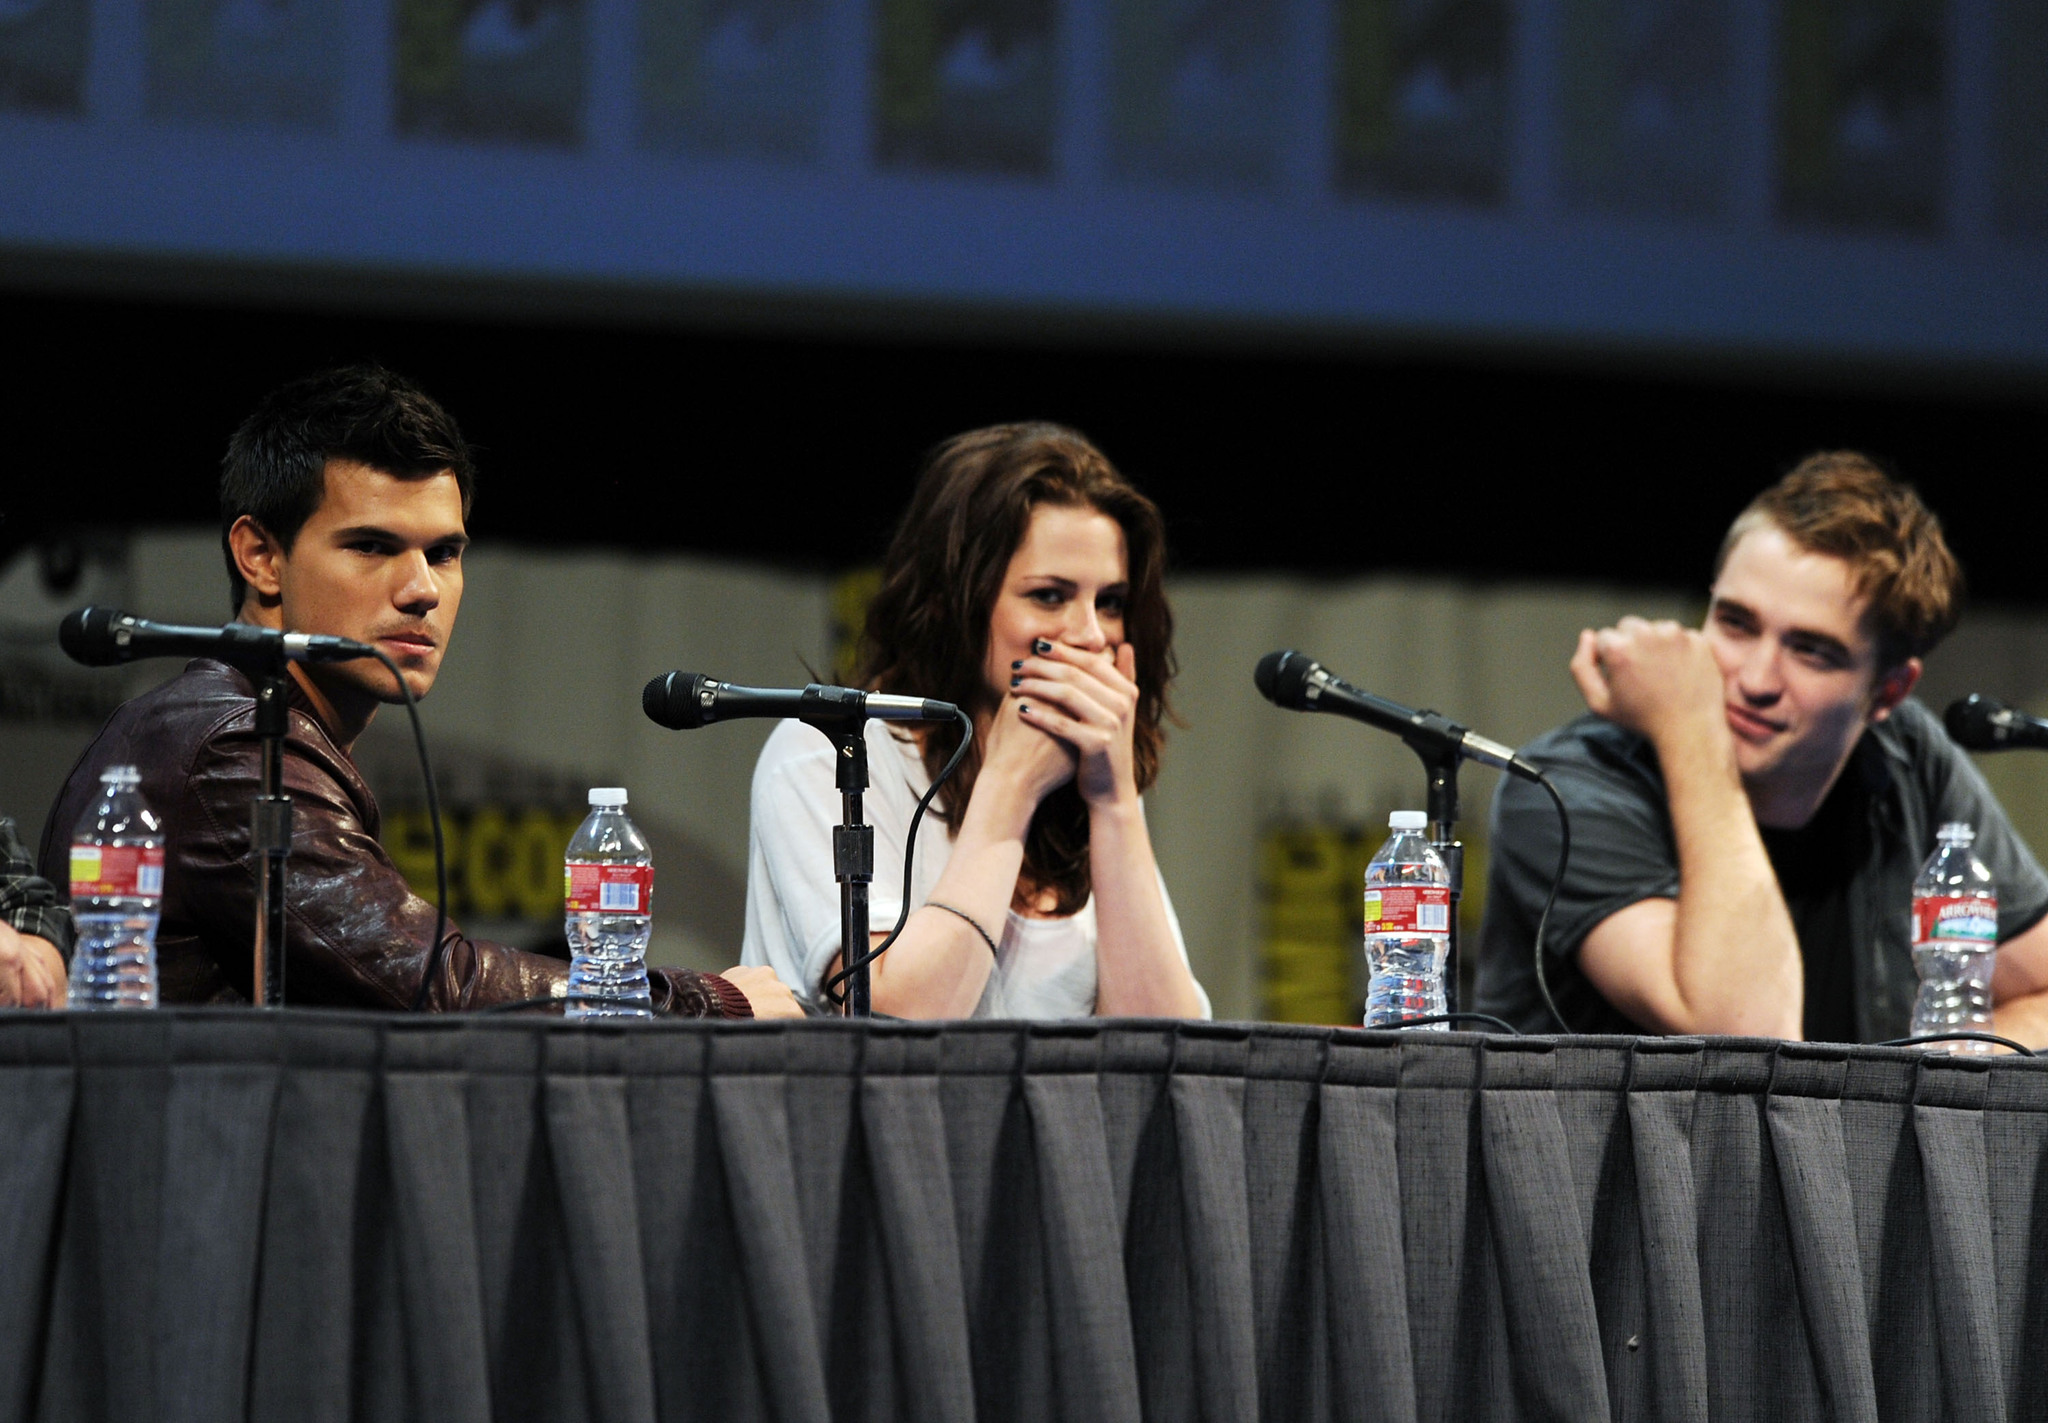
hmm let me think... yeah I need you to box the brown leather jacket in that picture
[39,660,750,1017]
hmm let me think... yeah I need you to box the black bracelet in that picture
[925,900,1000,957]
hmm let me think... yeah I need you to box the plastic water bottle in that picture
[67,764,164,1009]
[563,787,654,1019]
[1363,810,1450,1029]
[1910,822,1998,1052]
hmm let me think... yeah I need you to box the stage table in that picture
[3,1011,2044,1422]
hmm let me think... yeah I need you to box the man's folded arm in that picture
[1563,623,1804,1039]
[1572,713,1805,1040]
[1576,762,1803,1039]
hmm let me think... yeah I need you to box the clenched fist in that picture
[1569,618,1730,750]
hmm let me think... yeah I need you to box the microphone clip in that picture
[798,683,871,729]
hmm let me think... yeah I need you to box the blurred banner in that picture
[394,0,586,143]
[1259,817,1372,1024]
[1557,0,1729,217]
[1336,0,1511,203]
[1777,0,1943,231]
[3,0,2045,365]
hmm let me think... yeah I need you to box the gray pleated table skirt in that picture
[0,1011,2036,1422]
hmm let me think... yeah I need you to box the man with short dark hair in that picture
[42,366,797,1017]
[1477,453,2048,1043]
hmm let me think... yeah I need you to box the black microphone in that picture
[59,606,375,669]
[1255,649,1543,781]
[1945,694,2048,752]
[643,672,958,730]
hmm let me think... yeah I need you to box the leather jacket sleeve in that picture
[179,699,748,1016]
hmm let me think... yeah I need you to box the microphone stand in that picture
[250,668,293,1007]
[816,722,875,1017]
[1412,744,1463,1016]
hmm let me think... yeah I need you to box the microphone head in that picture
[1254,650,1316,708]
[58,606,123,666]
[643,671,712,730]
[1945,693,2009,751]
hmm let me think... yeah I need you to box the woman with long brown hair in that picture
[741,423,1209,1018]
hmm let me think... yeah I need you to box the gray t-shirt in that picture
[1474,698,2048,1041]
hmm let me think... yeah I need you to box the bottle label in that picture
[70,843,165,900]
[564,862,652,914]
[1914,894,1998,946]
[1364,885,1451,934]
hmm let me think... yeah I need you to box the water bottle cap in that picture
[99,764,140,788]
[588,787,628,808]
[1938,821,1975,844]
[1388,810,1427,831]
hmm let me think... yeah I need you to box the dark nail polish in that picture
[1011,660,1022,670]
[1009,674,1021,688]
[1033,638,1052,654]
[1019,703,1030,714]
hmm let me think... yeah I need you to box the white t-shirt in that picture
[742,717,1210,1019]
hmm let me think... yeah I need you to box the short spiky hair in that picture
[218,365,475,613]
[1715,451,1963,668]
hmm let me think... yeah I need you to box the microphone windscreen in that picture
[643,671,709,729]
[1253,650,1287,702]
[1254,650,1313,708]
[58,606,120,666]
[1945,694,2002,750]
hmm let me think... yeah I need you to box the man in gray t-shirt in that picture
[1476,454,2048,1044]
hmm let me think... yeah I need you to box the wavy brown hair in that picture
[855,423,1176,915]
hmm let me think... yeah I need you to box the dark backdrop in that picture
[6,288,2044,599]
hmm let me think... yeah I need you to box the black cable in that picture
[354,650,451,1015]
[1369,1011,1522,1034]
[1877,1031,2035,1056]
[1530,768,1575,1035]
[822,706,977,1010]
